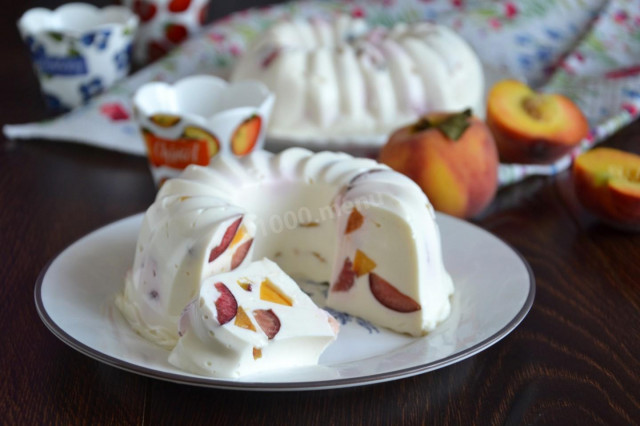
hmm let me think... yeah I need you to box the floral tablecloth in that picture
[4,0,640,186]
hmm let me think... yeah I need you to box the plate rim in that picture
[34,213,535,391]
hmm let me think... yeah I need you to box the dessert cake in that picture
[116,148,454,375]
[230,14,484,141]
[168,258,339,378]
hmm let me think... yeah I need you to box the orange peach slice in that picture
[253,347,262,360]
[230,225,247,248]
[234,306,256,331]
[353,250,376,277]
[260,278,292,306]
[486,79,589,164]
[345,208,364,234]
[573,147,640,229]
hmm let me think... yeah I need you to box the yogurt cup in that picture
[133,74,274,186]
[18,3,138,111]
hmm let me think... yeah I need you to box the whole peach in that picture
[379,110,499,219]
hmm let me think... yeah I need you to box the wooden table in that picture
[1,1,638,425]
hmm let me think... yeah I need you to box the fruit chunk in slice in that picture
[260,278,292,306]
[345,208,364,234]
[234,306,256,331]
[231,239,254,270]
[230,225,247,248]
[369,273,421,313]
[332,257,356,292]
[237,279,252,292]
[253,309,280,339]
[353,249,376,277]
[209,217,242,263]
[253,347,262,360]
[213,282,238,324]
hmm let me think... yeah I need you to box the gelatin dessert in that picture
[116,148,454,376]
[230,14,484,141]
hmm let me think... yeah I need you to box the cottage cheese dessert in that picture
[116,148,454,375]
[168,259,339,378]
[230,14,484,140]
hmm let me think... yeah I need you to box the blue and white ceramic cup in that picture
[18,3,138,111]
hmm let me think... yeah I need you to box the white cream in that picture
[230,15,484,140]
[168,258,339,378]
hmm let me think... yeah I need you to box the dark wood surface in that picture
[1,1,639,425]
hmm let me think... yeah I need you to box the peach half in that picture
[487,80,589,164]
[573,147,640,230]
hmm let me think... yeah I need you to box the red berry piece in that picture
[369,273,421,313]
[168,0,192,13]
[209,217,242,263]
[231,238,253,270]
[253,309,281,339]
[332,257,356,292]
[213,282,238,325]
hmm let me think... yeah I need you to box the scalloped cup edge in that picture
[18,3,138,39]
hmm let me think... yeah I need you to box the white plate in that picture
[35,213,534,391]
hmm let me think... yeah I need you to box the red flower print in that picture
[621,103,638,116]
[613,10,628,23]
[505,2,518,19]
[351,7,365,18]
[100,103,130,121]
[208,32,225,43]
[229,44,242,57]
[605,65,640,79]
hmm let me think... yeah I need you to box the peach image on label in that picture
[232,114,262,156]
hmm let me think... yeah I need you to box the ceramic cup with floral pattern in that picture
[18,3,138,111]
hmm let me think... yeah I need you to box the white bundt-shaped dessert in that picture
[116,148,454,353]
[230,14,484,141]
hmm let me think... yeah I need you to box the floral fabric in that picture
[4,0,639,186]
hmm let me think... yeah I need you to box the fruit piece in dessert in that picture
[486,79,589,164]
[168,259,339,378]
